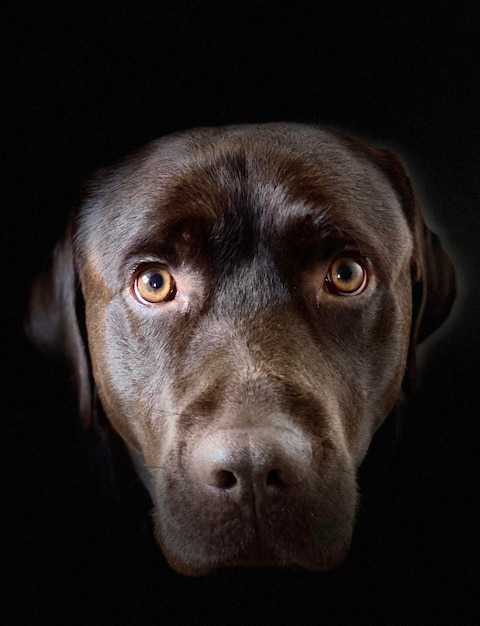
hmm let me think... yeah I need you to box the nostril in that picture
[266,469,286,488]
[214,469,237,489]
[192,428,312,496]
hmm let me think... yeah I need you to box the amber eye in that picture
[134,266,176,304]
[326,256,367,295]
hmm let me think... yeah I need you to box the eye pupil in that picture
[335,264,353,282]
[149,273,164,290]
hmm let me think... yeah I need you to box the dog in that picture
[27,123,455,576]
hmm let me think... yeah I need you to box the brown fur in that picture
[26,123,455,575]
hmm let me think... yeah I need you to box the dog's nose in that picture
[190,427,313,500]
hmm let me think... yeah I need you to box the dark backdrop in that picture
[4,3,479,623]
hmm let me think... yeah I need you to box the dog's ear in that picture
[410,214,457,344]
[373,148,456,386]
[333,131,456,351]
[25,216,92,428]
[376,150,456,338]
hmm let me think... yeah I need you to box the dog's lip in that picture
[158,510,354,575]
[162,532,350,576]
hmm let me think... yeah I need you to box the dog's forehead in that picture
[76,124,411,271]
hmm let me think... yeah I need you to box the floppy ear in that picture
[376,150,456,335]
[332,130,456,354]
[410,217,456,345]
[374,149,456,386]
[25,216,93,428]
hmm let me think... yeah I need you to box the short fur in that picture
[27,123,455,575]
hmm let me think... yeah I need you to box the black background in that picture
[4,3,479,624]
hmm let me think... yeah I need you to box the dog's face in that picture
[28,124,455,575]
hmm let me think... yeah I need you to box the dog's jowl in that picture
[27,124,455,575]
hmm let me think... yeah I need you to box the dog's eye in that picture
[326,257,367,296]
[134,266,176,304]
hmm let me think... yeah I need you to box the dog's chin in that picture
[223,540,350,574]
[158,534,351,577]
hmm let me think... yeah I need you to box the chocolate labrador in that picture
[27,123,455,575]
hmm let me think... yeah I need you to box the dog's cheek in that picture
[79,276,165,452]
[366,284,413,430]
[318,286,412,464]
[106,307,175,448]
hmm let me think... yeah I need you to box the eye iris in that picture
[329,258,366,294]
[135,267,175,303]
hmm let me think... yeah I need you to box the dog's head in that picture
[27,124,455,575]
